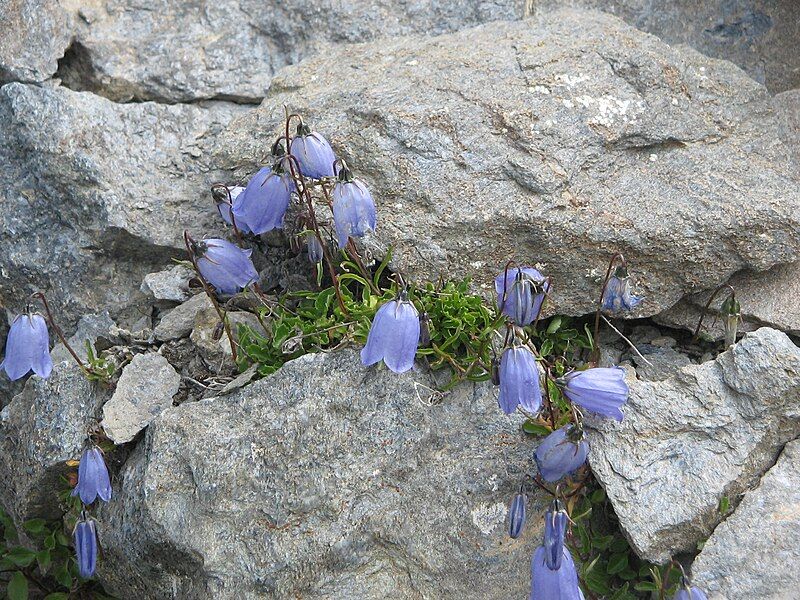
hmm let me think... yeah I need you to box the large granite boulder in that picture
[216,9,800,318]
[98,349,541,598]
[691,438,800,599]
[588,328,800,563]
[535,0,800,93]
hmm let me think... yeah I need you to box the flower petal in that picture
[530,545,583,600]
[499,346,541,415]
[564,367,628,421]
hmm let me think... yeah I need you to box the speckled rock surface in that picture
[692,438,800,599]
[217,9,800,318]
[588,328,800,563]
[98,349,543,598]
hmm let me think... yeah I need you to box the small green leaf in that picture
[522,420,551,436]
[6,546,37,567]
[609,536,630,553]
[719,495,730,514]
[590,488,606,504]
[546,317,562,334]
[634,581,659,592]
[539,338,554,357]
[583,568,612,595]
[37,548,52,573]
[606,552,629,575]
[591,534,615,551]
[8,571,29,600]
[54,563,73,588]
[22,518,46,535]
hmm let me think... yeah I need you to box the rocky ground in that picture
[1,1,798,599]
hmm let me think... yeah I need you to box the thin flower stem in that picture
[600,315,653,367]
[590,252,626,364]
[692,284,736,343]
[183,231,239,363]
[211,183,243,243]
[30,292,86,371]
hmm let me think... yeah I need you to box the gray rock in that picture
[631,345,692,381]
[655,262,800,340]
[216,9,800,318]
[190,306,263,365]
[51,312,116,364]
[588,328,800,563]
[0,0,72,84]
[141,264,195,302]
[153,293,213,341]
[58,0,526,103]
[535,1,800,93]
[691,438,800,599]
[0,360,107,527]
[102,353,181,444]
[774,89,800,172]
[98,349,543,598]
[0,82,244,329]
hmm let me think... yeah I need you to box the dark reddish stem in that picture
[692,284,736,343]
[590,252,626,365]
[30,292,86,370]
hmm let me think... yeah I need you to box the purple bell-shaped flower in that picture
[530,502,583,600]
[562,367,629,422]
[194,238,259,295]
[73,513,98,578]
[498,344,541,415]
[213,185,252,234]
[72,446,112,505]
[332,164,377,249]
[534,426,589,483]
[673,584,708,600]
[602,265,642,313]
[1,311,53,381]
[290,123,336,179]
[306,232,324,264]
[508,492,527,539]
[232,161,294,235]
[495,267,550,325]
[361,292,420,373]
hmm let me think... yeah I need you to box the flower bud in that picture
[498,344,541,415]
[602,265,643,313]
[332,170,377,249]
[73,514,98,579]
[306,233,324,264]
[495,267,549,325]
[508,493,527,539]
[544,500,569,570]
[290,124,336,179]
[71,446,112,505]
[1,311,52,381]
[720,292,741,348]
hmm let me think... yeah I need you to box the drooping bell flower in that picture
[289,123,336,179]
[193,238,259,295]
[561,367,628,422]
[543,500,569,570]
[232,161,294,235]
[673,583,708,600]
[332,164,377,249]
[1,312,53,381]
[602,265,643,313]
[498,344,541,415]
[534,425,589,483]
[213,185,251,233]
[72,446,112,505]
[361,291,420,373]
[495,267,550,325]
[530,545,583,600]
[508,493,527,539]
[73,513,98,578]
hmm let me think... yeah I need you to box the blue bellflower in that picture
[673,585,708,600]
[498,345,541,415]
[307,233,324,264]
[215,186,252,234]
[195,238,259,295]
[332,167,377,249]
[530,546,583,600]
[508,493,527,539]
[535,426,589,482]
[562,367,629,422]
[361,293,420,373]
[1,312,53,381]
[72,446,112,505]
[602,266,642,313]
[232,163,294,235]
[543,501,569,569]
[290,124,336,179]
[73,515,98,578]
[495,267,550,325]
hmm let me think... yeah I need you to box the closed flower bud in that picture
[361,292,420,373]
[543,500,569,570]
[306,233,324,264]
[332,166,377,249]
[232,162,294,235]
[498,345,542,415]
[562,367,629,422]
[720,292,741,348]
[530,544,583,600]
[1,312,53,381]
[534,426,589,483]
[73,514,98,579]
[508,493,527,539]
[194,238,259,295]
[290,124,336,179]
[71,446,112,505]
[602,265,643,313]
[495,267,549,325]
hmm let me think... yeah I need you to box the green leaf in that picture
[606,552,629,575]
[634,581,659,592]
[43,594,70,600]
[539,338,554,357]
[22,518,47,535]
[37,548,52,573]
[719,495,730,514]
[609,536,630,553]
[8,571,29,600]
[583,568,612,596]
[6,546,37,567]
[590,488,606,504]
[591,534,615,551]
[54,563,72,588]
[522,420,551,436]
[546,317,562,334]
